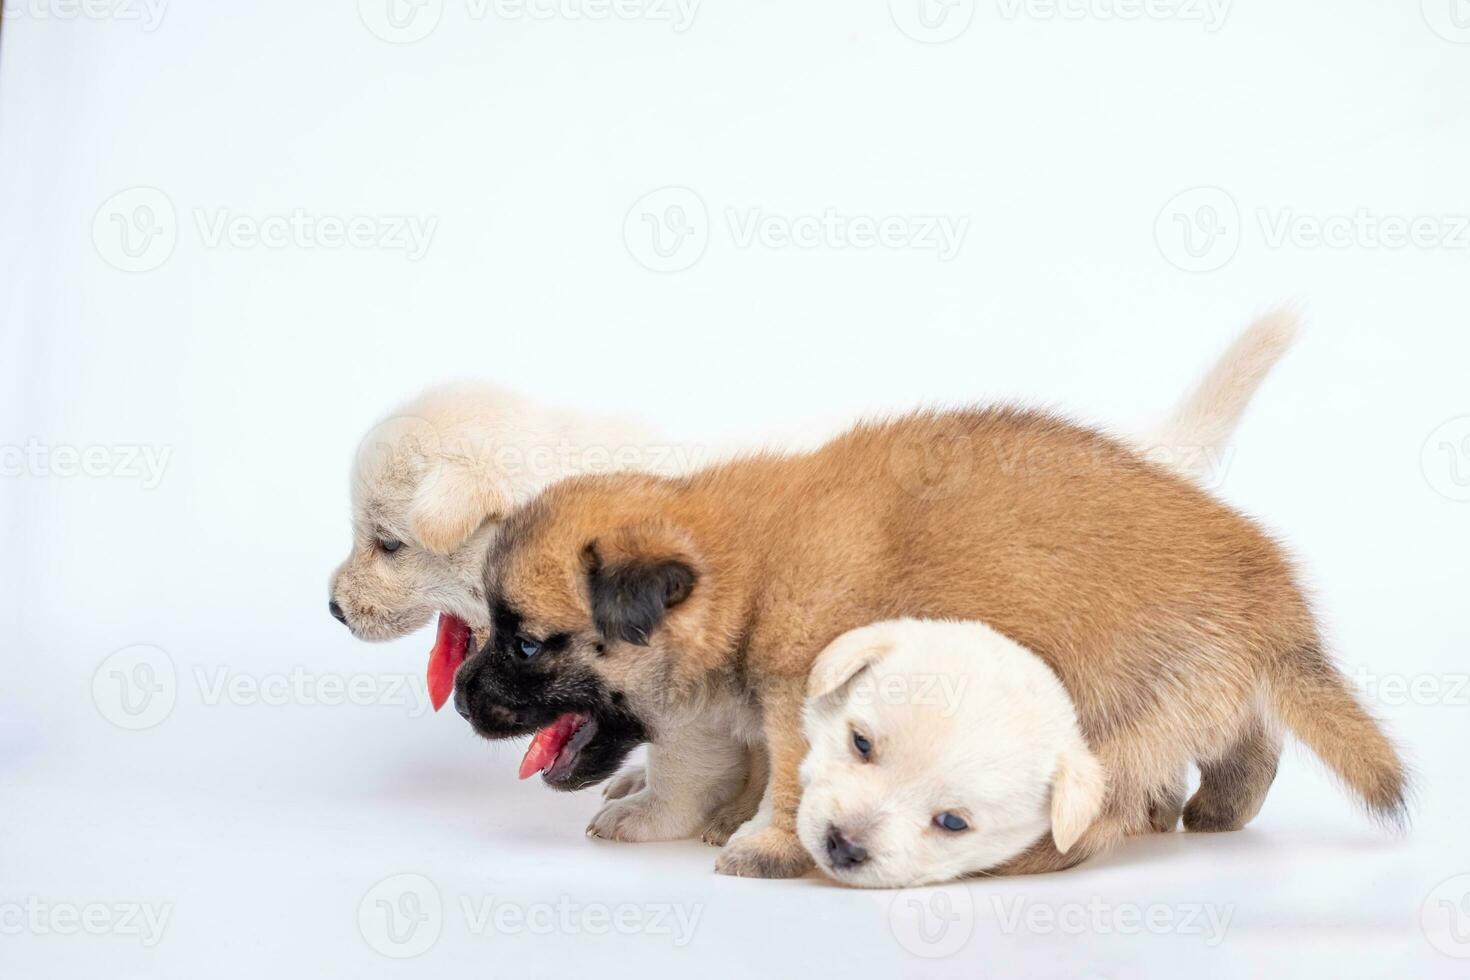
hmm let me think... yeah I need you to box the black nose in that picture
[825,826,868,870]
[454,683,471,720]
[329,600,347,624]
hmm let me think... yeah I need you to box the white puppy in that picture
[797,618,1102,888]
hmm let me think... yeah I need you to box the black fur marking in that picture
[586,553,696,646]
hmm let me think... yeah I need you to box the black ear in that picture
[584,545,696,646]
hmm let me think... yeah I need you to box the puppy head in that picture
[796,619,1105,888]
[328,384,546,641]
[453,474,709,790]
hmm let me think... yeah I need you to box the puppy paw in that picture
[713,828,813,878]
[700,812,750,847]
[602,765,647,802]
[586,791,701,843]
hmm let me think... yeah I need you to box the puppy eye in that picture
[851,730,872,760]
[377,538,403,554]
[516,636,542,659]
[934,812,969,833]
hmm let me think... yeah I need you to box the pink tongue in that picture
[518,713,584,780]
[426,614,470,712]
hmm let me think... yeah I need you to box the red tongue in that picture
[426,613,470,712]
[518,713,584,780]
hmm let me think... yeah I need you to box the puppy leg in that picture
[1183,713,1281,832]
[602,765,647,802]
[701,744,769,846]
[588,725,744,842]
[714,681,814,878]
[1148,767,1187,833]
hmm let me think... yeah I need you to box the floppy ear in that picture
[583,541,697,646]
[1049,736,1106,854]
[808,627,894,701]
[407,462,509,555]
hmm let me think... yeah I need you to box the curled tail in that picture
[1265,644,1410,827]
[1138,307,1300,484]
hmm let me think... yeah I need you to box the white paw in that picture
[586,790,704,843]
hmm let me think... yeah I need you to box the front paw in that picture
[587,790,701,843]
[700,811,749,847]
[602,765,647,802]
[713,828,813,878]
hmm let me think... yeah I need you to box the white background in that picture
[2,1,1469,977]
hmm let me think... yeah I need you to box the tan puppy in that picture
[331,312,1295,822]
[454,314,1401,880]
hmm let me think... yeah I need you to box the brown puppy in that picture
[455,408,1406,878]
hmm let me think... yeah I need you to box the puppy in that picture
[798,616,1403,886]
[797,619,1101,887]
[331,311,1294,824]
[453,312,1400,881]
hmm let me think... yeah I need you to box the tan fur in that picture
[483,405,1406,877]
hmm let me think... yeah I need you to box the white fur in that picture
[797,619,1103,887]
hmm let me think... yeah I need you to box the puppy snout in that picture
[825,825,869,870]
[329,599,348,625]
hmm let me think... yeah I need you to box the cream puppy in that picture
[796,619,1102,887]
